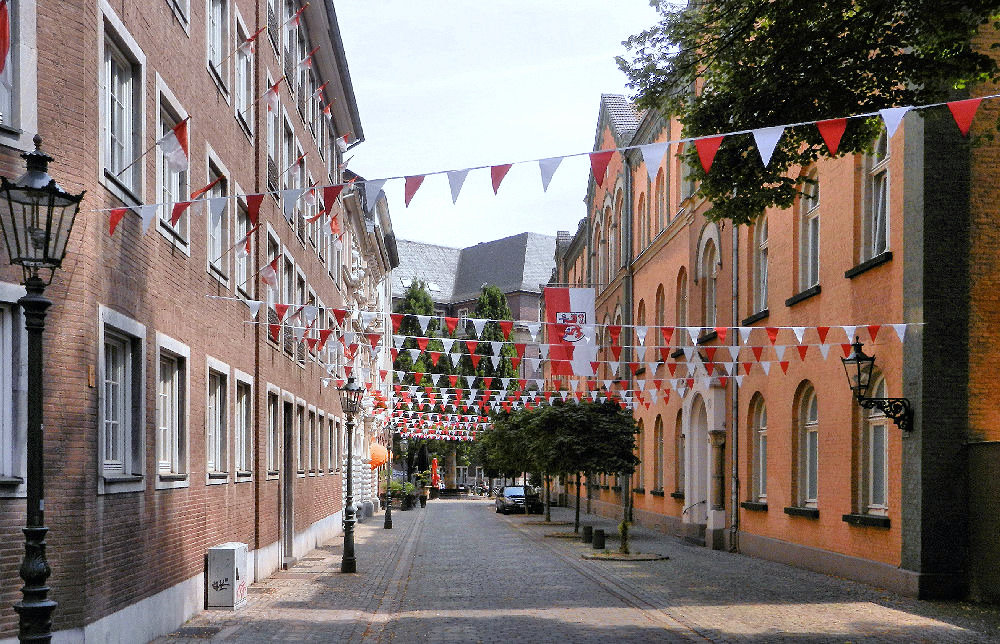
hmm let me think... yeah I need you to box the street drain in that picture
[169,626,222,638]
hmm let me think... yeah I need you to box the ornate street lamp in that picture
[338,376,364,573]
[841,337,913,431]
[0,135,84,642]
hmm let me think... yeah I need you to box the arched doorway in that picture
[686,394,709,525]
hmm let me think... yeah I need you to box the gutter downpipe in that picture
[730,221,739,552]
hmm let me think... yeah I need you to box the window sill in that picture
[842,513,890,529]
[845,251,893,279]
[104,474,143,483]
[207,62,231,102]
[236,470,253,480]
[741,310,769,326]
[670,490,685,500]
[670,348,684,359]
[740,501,768,512]
[207,472,229,484]
[101,474,145,494]
[208,265,230,289]
[783,506,819,519]
[632,487,645,494]
[697,330,718,345]
[102,169,142,208]
[0,475,23,486]
[236,112,254,141]
[158,473,188,482]
[785,285,821,308]
[650,488,665,497]
[157,220,192,257]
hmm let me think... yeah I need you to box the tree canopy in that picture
[617,0,1000,224]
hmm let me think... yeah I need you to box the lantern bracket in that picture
[858,396,914,432]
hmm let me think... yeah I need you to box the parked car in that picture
[495,485,543,514]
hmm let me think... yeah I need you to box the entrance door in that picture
[686,394,709,525]
[281,401,294,567]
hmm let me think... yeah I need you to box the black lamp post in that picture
[384,434,406,529]
[841,337,913,431]
[0,135,85,642]
[338,376,364,573]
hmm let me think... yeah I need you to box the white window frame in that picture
[234,369,253,481]
[800,389,819,508]
[234,194,251,298]
[752,397,767,502]
[234,9,253,136]
[653,416,663,491]
[266,384,281,478]
[166,0,191,31]
[155,332,190,489]
[0,0,39,152]
[295,400,306,476]
[307,405,317,474]
[863,377,889,515]
[205,148,232,285]
[800,172,820,289]
[701,240,718,328]
[0,283,26,498]
[206,0,230,96]
[100,1,146,205]
[754,217,768,312]
[155,74,191,255]
[864,130,890,261]
[97,305,146,494]
[316,410,325,475]
[206,356,230,482]
[328,416,337,472]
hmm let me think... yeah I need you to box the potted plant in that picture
[400,482,416,510]
[416,469,431,507]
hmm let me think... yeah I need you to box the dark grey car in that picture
[495,485,543,514]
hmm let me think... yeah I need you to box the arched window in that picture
[655,285,665,327]
[701,240,718,327]
[654,415,664,491]
[614,189,624,269]
[754,217,768,312]
[864,129,890,261]
[654,169,665,232]
[800,169,820,289]
[798,385,819,507]
[636,299,646,327]
[593,225,603,286]
[637,192,647,250]
[636,419,645,489]
[750,395,767,502]
[862,376,889,515]
[603,208,612,284]
[674,409,685,494]
[676,268,688,346]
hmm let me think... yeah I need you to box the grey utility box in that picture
[206,542,249,610]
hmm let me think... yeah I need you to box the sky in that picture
[337,1,661,249]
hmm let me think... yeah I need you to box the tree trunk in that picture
[574,473,582,533]
[545,474,552,522]
[586,470,593,514]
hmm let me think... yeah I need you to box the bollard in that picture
[582,525,593,543]
[592,528,606,550]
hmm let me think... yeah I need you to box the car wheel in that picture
[495,505,500,513]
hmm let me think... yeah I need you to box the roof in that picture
[601,93,643,140]
[394,233,557,305]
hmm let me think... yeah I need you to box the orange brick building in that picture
[549,81,1000,601]
[0,0,397,640]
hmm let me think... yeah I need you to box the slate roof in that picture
[394,233,556,305]
[602,93,643,140]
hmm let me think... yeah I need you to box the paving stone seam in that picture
[499,509,712,642]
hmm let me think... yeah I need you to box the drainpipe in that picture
[730,222,739,552]
[623,150,635,525]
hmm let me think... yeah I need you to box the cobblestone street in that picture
[155,499,1000,643]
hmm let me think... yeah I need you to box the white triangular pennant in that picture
[447,169,470,204]
[246,300,262,319]
[416,315,432,333]
[752,125,785,166]
[819,344,831,360]
[281,189,304,222]
[538,157,563,192]
[791,327,806,344]
[639,142,669,182]
[526,323,540,342]
[761,361,771,375]
[880,106,911,138]
[208,197,227,228]
[441,338,455,353]
[489,341,501,356]
[841,325,857,343]
[892,324,907,342]
[634,326,648,345]
[738,327,752,345]
[773,345,786,361]
[137,204,159,233]
[687,327,700,344]
[363,178,388,212]
[471,318,486,337]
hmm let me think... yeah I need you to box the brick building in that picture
[548,80,1000,601]
[0,0,397,640]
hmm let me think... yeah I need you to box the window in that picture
[235,379,252,476]
[235,200,251,296]
[267,390,280,474]
[613,190,624,270]
[334,419,342,470]
[750,395,767,502]
[103,30,142,197]
[283,1,298,91]
[327,417,336,471]
[655,285,665,328]
[864,130,889,260]
[862,377,889,514]
[207,0,229,87]
[701,240,717,327]
[0,299,23,488]
[0,1,16,128]
[308,409,317,472]
[295,404,305,473]
[592,226,603,286]
[265,233,280,342]
[99,306,145,493]
[654,170,665,228]
[235,18,253,133]
[156,339,188,482]
[798,386,819,507]
[800,171,820,289]
[207,367,228,476]
[207,165,229,280]
[653,415,664,491]
[282,256,294,355]
[158,102,188,244]
[676,268,688,346]
[680,143,696,201]
[266,76,278,190]
[637,193,647,250]
[753,217,768,312]
[674,410,684,493]
[636,420,644,488]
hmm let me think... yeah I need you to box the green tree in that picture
[617,0,1000,225]
[470,284,516,383]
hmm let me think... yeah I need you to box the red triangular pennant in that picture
[752,346,764,362]
[109,207,128,236]
[416,337,429,352]
[498,320,513,340]
[779,361,790,374]
[796,345,809,361]
[444,317,459,334]
[816,118,847,156]
[714,327,728,343]
[867,324,880,342]
[491,164,512,194]
[694,135,724,173]
[660,327,674,345]
[947,98,982,137]
[404,175,425,207]
[391,313,403,333]
[429,351,441,366]
[469,354,481,369]
[765,327,779,345]
[589,150,615,187]
[816,326,830,344]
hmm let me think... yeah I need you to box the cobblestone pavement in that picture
[155,499,1000,643]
